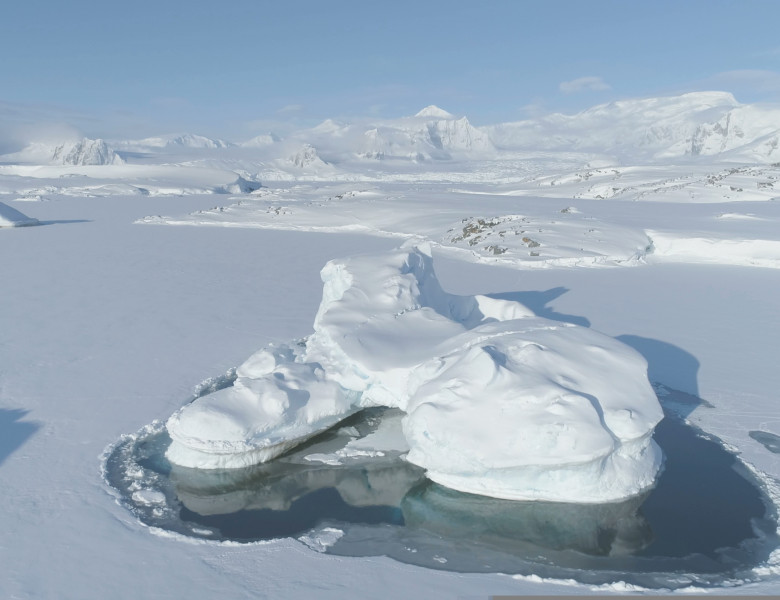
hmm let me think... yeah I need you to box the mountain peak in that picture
[415,105,455,119]
[52,138,124,165]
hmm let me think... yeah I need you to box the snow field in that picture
[4,91,780,596]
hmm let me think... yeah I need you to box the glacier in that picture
[166,245,663,503]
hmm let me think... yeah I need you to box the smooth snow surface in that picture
[166,246,663,503]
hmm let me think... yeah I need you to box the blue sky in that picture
[2,0,779,141]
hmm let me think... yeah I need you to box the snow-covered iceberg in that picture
[0,202,39,227]
[166,246,663,503]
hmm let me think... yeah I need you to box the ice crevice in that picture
[166,243,664,503]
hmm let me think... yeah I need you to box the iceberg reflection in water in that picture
[105,396,779,589]
[401,482,652,557]
[169,453,651,558]
[171,460,424,540]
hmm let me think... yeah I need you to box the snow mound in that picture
[52,138,124,165]
[0,201,39,227]
[166,247,663,503]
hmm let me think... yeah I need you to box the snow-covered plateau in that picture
[2,92,780,598]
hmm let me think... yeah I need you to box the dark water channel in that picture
[105,388,779,589]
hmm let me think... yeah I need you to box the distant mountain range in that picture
[4,93,779,167]
[486,92,780,163]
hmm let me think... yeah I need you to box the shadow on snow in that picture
[0,408,40,467]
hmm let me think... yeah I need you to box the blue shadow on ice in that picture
[487,287,591,328]
[38,220,92,226]
[488,289,705,418]
[0,409,40,467]
[616,335,700,397]
[617,335,707,419]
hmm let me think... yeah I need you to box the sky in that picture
[1,0,779,143]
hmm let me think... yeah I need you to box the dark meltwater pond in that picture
[104,386,780,590]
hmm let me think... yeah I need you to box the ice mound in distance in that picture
[166,246,663,503]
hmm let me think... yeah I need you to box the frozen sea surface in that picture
[4,122,780,596]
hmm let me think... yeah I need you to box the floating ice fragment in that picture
[132,489,166,506]
[298,528,344,552]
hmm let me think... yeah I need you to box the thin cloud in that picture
[276,104,304,115]
[703,69,780,94]
[559,76,611,94]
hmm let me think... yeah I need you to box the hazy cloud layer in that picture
[559,76,611,94]
[705,69,780,94]
[276,104,305,115]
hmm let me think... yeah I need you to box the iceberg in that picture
[166,245,663,503]
[0,201,39,227]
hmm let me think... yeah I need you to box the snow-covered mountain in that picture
[120,133,232,150]
[415,105,456,119]
[110,97,774,165]
[680,104,780,162]
[51,138,125,165]
[3,93,778,171]
[240,132,281,148]
[296,105,495,162]
[4,138,124,166]
[487,92,780,163]
[285,143,331,170]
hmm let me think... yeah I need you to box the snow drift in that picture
[166,246,663,503]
